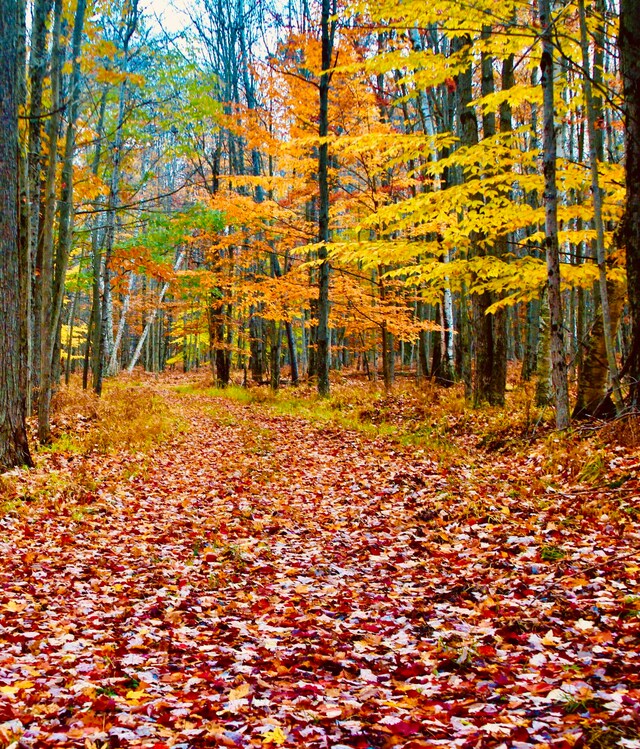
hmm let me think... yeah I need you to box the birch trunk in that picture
[95,0,139,394]
[127,250,186,373]
[107,272,135,376]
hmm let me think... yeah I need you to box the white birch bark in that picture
[127,250,186,373]
[107,273,135,376]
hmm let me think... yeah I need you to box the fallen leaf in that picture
[262,726,287,745]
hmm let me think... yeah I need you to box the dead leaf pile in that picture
[0,386,639,748]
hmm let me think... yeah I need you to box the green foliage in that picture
[540,545,566,561]
[116,205,225,268]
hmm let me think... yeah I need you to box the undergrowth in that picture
[50,377,187,454]
[174,371,640,488]
[1,377,187,517]
[174,375,543,463]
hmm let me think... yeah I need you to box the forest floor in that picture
[1,375,640,749]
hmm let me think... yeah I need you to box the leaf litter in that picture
[0,385,639,748]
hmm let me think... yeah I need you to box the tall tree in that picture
[27,0,53,412]
[37,0,66,443]
[316,0,336,396]
[573,0,624,417]
[0,0,33,469]
[619,0,640,407]
[540,0,570,429]
[94,0,140,395]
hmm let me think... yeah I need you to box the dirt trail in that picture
[0,389,639,748]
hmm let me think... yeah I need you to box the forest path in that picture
[1,386,639,748]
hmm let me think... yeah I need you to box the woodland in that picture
[1,0,640,745]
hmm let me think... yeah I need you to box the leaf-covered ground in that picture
[1,385,640,749]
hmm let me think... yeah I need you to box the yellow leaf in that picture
[4,600,25,613]
[262,727,287,745]
[125,689,147,701]
[228,682,251,701]
[567,577,589,589]
[0,685,19,696]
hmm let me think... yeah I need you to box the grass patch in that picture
[583,723,640,749]
[174,382,256,404]
[0,465,103,518]
[51,379,188,454]
[171,375,561,464]
[39,432,84,454]
[176,378,467,459]
[1,378,188,517]
[540,544,566,561]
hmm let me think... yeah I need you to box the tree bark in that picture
[87,90,107,391]
[316,0,336,397]
[95,0,139,394]
[249,310,266,382]
[573,280,625,418]
[619,0,640,407]
[50,0,87,359]
[455,35,491,403]
[37,0,63,444]
[108,272,135,376]
[577,0,623,412]
[540,0,570,429]
[27,0,53,409]
[0,0,33,468]
[127,250,185,373]
[17,0,30,416]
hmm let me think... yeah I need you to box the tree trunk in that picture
[27,0,53,410]
[127,250,185,373]
[17,0,30,416]
[578,0,623,412]
[456,35,495,405]
[619,0,640,407]
[316,0,336,397]
[269,321,282,390]
[540,0,570,429]
[50,0,87,360]
[573,280,625,418]
[0,0,33,468]
[37,0,63,444]
[522,298,541,381]
[85,89,107,391]
[96,77,127,393]
[486,49,516,404]
[249,310,266,382]
[65,282,81,385]
[95,1,139,394]
[430,303,443,381]
[108,272,135,375]
[536,295,552,406]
